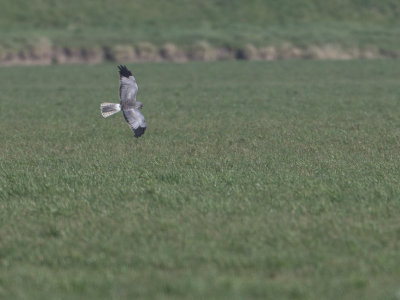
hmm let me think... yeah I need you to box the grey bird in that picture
[100,65,146,138]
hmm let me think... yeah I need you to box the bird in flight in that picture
[100,65,146,138]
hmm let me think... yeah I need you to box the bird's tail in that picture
[100,103,121,118]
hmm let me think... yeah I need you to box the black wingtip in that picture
[134,126,146,138]
[118,65,132,78]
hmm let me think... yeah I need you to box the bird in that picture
[100,65,146,138]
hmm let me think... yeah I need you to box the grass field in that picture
[1,60,400,299]
[1,0,400,58]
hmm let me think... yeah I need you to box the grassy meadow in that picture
[1,60,400,299]
[1,0,400,62]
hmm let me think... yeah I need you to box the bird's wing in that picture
[123,108,146,138]
[118,65,138,108]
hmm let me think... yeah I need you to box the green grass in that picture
[1,60,400,299]
[1,0,400,51]
[2,0,400,29]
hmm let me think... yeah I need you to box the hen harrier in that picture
[100,65,146,138]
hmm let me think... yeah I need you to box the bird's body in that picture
[100,65,146,138]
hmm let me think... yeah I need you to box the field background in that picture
[1,60,400,299]
[1,0,400,64]
[2,1,400,299]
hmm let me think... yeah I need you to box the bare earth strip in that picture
[0,40,399,66]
